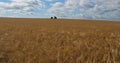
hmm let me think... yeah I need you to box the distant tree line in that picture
[51,16,57,19]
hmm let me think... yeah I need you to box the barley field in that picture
[0,18,120,63]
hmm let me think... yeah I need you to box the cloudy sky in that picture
[0,0,120,21]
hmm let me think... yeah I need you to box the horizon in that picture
[0,0,120,21]
[1,17,119,22]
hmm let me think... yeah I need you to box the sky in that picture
[0,0,120,21]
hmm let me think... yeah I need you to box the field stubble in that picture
[0,18,120,63]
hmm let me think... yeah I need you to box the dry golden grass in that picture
[0,18,120,63]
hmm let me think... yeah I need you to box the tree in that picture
[51,17,53,19]
[54,16,57,19]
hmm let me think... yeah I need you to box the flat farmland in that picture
[0,18,120,63]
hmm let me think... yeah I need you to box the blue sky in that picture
[0,0,120,21]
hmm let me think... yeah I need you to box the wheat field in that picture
[0,18,120,63]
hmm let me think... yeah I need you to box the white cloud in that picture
[48,0,120,20]
[0,0,44,16]
[46,0,59,2]
[0,0,120,20]
[46,0,53,2]
[48,2,67,16]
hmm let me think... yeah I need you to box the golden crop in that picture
[0,18,120,63]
